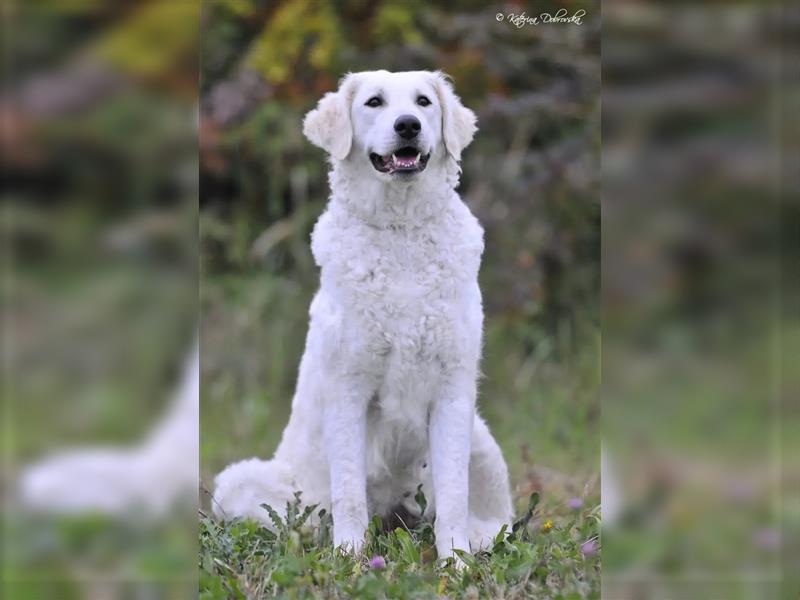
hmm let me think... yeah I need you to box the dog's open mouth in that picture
[369,147,430,174]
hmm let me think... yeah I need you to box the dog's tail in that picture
[212,457,297,527]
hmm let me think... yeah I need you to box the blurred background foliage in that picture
[199,0,601,521]
[4,0,198,448]
[602,4,797,598]
[4,1,198,597]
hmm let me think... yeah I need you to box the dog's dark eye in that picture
[417,95,432,107]
[365,96,383,108]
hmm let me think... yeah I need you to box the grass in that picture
[3,510,197,600]
[199,492,600,599]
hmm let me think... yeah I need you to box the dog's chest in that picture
[335,226,476,351]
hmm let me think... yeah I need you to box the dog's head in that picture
[303,70,476,179]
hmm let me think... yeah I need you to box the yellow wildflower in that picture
[541,519,553,532]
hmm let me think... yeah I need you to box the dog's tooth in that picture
[416,152,421,162]
[391,153,397,164]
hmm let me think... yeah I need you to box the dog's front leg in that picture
[323,378,370,553]
[429,375,474,560]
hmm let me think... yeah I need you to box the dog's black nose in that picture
[394,115,421,140]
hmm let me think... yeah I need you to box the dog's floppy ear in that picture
[303,73,359,160]
[432,72,477,162]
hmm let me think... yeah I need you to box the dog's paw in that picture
[334,538,365,555]
[435,527,471,568]
[333,525,366,555]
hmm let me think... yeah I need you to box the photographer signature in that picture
[496,8,587,28]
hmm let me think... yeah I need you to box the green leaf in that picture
[260,503,284,531]
[452,549,478,570]
[394,528,420,563]
[527,492,540,513]
[414,484,427,517]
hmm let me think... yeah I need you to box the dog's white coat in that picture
[214,71,512,559]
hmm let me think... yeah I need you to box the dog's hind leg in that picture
[467,415,514,550]
[212,457,303,529]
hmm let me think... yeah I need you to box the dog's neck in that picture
[328,158,462,228]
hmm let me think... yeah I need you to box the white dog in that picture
[214,71,512,560]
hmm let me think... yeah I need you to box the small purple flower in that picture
[567,497,583,510]
[580,539,598,557]
[368,555,386,570]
